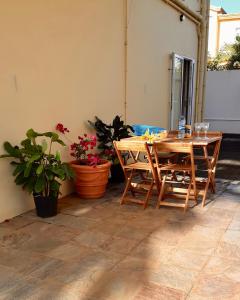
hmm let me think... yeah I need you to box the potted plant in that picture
[0,129,74,218]
[88,115,134,182]
[56,123,111,199]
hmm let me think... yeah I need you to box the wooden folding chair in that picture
[192,131,222,206]
[153,141,197,212]
[114,141,159,209]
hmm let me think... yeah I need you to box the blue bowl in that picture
[132,124,166,136]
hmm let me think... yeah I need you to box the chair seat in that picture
[194,155,213,161]
[157,152,178,159]
[124,162,154,170]
[159,163,192,172]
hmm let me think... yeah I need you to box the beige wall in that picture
[127,0,198,126]
[181,0,201,14]
[0,0,125,222]
[0,0,198,222]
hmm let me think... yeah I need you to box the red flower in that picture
[56,123,69,134]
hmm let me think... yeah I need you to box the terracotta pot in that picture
[70,159,111,199]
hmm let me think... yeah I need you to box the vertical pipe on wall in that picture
[195,0,209,121]
[201,0,210,121]
[124,0,128,123]
[195,23,202,122]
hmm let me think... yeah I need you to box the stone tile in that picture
[221,229,240,246]
[51,250,123,285]
[203,256,240,282]
[178,236,218,256]
[84,269,143,300]
[130,240,175,263]
[22,280,81,300]
[46,241,91,261]
[0,227,15,239]
[182,225,225,242]
[147,220,194,246]
[134,282,186,300]
[212,195,240,211]
[114,225,151,241]
[0,216,34,230]
[228,219,240,231]
[99,235,139,255]
[188,274,240,299]
[93,221,124,236]
[205,207,235,220]
[43,214,100,231]
[0,265,27,299]
[215,241,240,261]
[196,214,231,229]
[0,246,63,278]
[0,228,32,249]
[168,249,210,271]
[0,221,79,250]
[148,263,198,293]
[74,229,111,249]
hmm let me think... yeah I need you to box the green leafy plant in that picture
[0,128,74,198]
[207,36,240,71]
[88,115,134,164]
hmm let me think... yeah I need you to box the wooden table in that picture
[121,135,222,206]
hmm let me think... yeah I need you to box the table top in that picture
[121,135,222,146]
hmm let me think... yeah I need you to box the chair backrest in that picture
[153,141,193,154]
[114,141,149,153]
[114,140,154,170]
[153,141,195,180]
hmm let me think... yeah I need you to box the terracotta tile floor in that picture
[1,177,240,299]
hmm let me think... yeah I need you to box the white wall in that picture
[208,9,218,57]
[219,20,240,49]
[204,70,240,133]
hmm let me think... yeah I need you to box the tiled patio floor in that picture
[1,155,240,299]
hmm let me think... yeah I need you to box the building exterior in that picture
[0,0,209,222]
[208,5,240,57]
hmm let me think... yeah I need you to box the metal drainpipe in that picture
[201,0,210,121]
[195,0,209,122]
[195,23,202,122]
[124,0,128,123]
[162,0,202,24]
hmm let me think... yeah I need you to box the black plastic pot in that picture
[110,163,125,183]
[33,193,58,218]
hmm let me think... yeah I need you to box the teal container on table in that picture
[132,124,166,136]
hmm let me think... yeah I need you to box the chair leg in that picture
[192,178,198,204]
[184,183,192,213]
[143,182,154,209]
[156,175,166,209]
[202,170,211,207]
[120,171,133,205]
[210,171,216,193]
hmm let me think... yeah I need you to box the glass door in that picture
[170,53,195,129]
[170,54,184,130]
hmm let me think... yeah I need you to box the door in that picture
[170,53,195,129]
[170,54,184,130]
